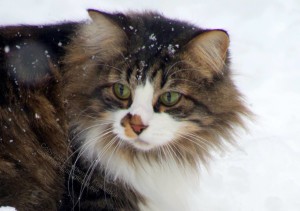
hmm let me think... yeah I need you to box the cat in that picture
[62,10,251,211]
[0,9,250,211]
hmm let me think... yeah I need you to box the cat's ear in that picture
[72,9,128,61]
[88,10,113,24]
[87,9,125,35]
[184,30,229,78]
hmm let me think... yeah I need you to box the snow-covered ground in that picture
[0,207,15,211]
[1,0,299,210]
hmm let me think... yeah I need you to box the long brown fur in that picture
[0,64,68,210]
[0,25,72,210]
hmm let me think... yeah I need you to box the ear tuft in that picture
[185,30,230,77]
[87,9,100,21]
[87,9,113,24]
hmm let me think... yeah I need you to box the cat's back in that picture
[0,23,76,210]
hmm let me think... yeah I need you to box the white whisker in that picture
[168,67,201,78]
[176,133,211,154]
[164,60,186,77]
[65,125,113,167]
[103,136,122,178]
[67,126,114,206]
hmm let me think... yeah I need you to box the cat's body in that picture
[0,10,250,211]
[0,24,78,210]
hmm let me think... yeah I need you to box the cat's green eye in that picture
[113,83,131,100]
[160,92,181,107]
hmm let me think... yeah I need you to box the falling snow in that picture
[4,45,10,53]
[34,113,41,119]
[167,44,176,55]
[149,33,157,41]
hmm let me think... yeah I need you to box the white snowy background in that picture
[0,0,299,210]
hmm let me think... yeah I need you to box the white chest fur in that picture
[132,158,200,211]
[96,149,201,211]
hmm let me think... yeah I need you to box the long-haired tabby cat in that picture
[0,9,250,211]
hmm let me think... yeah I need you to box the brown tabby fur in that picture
[0,66,68,210]
[0,28,70,210]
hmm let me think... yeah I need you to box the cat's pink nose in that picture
[121,113,148,136]
[129,114,148,135]
[130,123,148,135]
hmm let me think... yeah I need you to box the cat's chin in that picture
[126,138,155,151]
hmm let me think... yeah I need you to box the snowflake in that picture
[149,33,157,41]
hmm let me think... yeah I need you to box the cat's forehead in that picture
[119,50,184,89]
[118,12,202,63]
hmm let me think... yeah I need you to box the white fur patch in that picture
[129,80,154,125]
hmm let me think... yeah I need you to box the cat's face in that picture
[112,80,182,151]
[64,10,248,163]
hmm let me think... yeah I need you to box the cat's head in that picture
[64,10,250,165]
